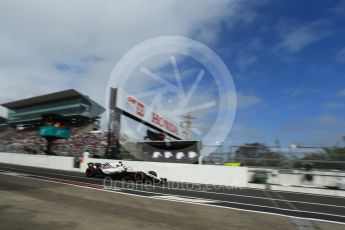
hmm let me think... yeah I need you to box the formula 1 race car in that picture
[85,161,167,184]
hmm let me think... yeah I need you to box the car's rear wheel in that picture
[86,168,95,177]
[134,172,146,183]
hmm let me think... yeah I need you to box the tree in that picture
[323,147,345,161]
[235,143,269,158]
[302,147,345,161]
[235,143,284,167]
[300,147,345,170]
[259,151,285,167]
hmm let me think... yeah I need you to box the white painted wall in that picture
[248,168,345,189]
[6,151,343,190]
[81,159,248,187]
[0,152,248,187]
[267,171,345,188]
[0,152,77,171]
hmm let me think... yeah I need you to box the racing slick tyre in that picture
[134,172,146,183]
[86,168,95,177]
[148,171,157,177]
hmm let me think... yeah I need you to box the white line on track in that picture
[1,165,345,208]
[4,163,345,203]
[248,185,345,198]
[263,190,280,208]
[274,192,319,230]
[0,170,344,226]
[150,195,218,204]
[1,169,345,220]
[273,191,299,210]
[1,165,344,210]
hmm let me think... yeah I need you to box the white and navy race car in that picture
[85,161,167,184]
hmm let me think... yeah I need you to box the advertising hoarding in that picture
[113,88,187,140]
[138,141,200,163]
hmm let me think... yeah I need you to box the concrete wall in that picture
[1,151,344,192]
[249,168,345,189]
[0,152,77,171]
[0,152,248,187]
[81,158,248,187]
[270,171,345,188]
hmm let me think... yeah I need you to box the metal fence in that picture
[1,141,345,171]
[204,145,345,171]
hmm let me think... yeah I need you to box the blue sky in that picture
[0,0,344,149]
[126,0,345,148]
[189,0,345,147]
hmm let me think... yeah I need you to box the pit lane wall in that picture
[1,152,345,190]
[0,152,248,187]
[80,158,248,187]
[248,168,345,190]
[0,152,78,171]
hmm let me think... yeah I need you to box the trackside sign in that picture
[151,112,178,135]
[113,88,185,139]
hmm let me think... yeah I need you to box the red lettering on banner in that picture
[136,102,145,117]
[152,112,160,124]
[127,96,145,117]
[151,112,178,135]
[127,97,136,104]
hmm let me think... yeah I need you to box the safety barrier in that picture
[0,152,248,187]
[248,168,345,189]
[80,158,248,187]
[2,152,343,191]
[0,152,77,171]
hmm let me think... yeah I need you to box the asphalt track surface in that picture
[0,162,344,229]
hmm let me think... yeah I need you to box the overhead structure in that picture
[1,89,106,155]
[145,129,165,141]
[109,88,200,163]
[181,113,196,140]
[109,88,185,140]
[2,89,105,125]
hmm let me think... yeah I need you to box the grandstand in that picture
[0,89,107,157]
[0,89,200,162]
[2,89,104,126]
[0,116,6,124]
